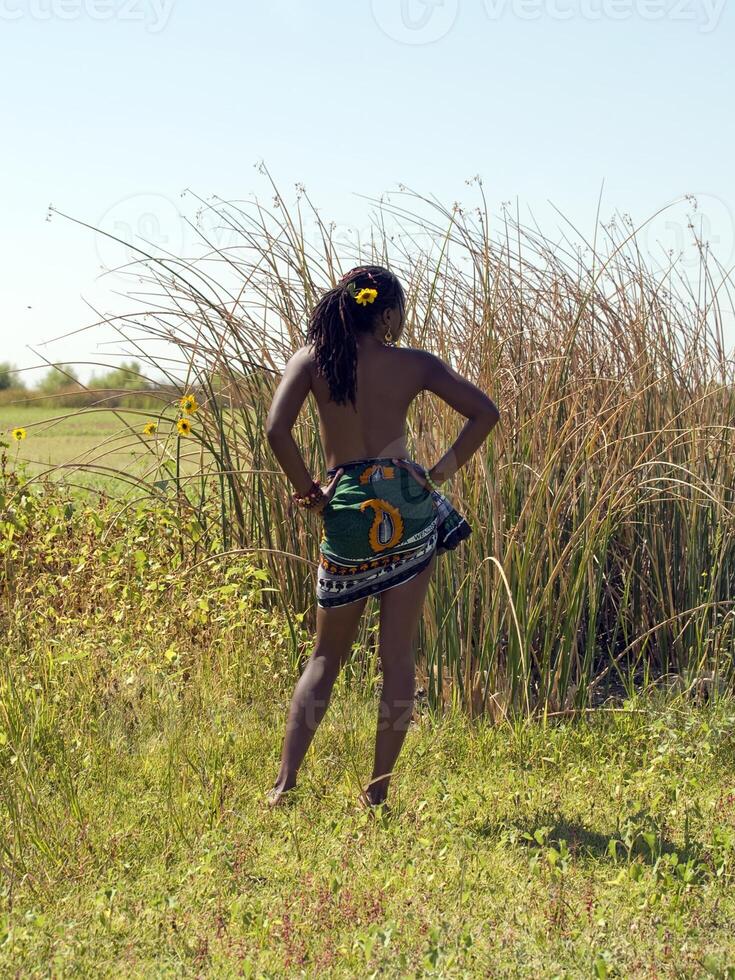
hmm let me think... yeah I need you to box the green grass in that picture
[1,473,734,977]
[2,678,734,978]
[2,405,213,497]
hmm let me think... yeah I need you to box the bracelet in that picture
[424,471,442,494]
[292,480,326,509]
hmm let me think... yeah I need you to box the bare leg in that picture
[365,553,436,806]
[268,595,368,805]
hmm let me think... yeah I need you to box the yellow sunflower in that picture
[179,393,198,414]
[177,418,192,437]
[143,421,158,436]
[355,287,378,307]
[12,427,27,441]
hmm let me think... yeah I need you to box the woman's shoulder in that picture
[377,347,442,394]
[394,347,444,380]
[287,343,317,371]
[402,346,438,363]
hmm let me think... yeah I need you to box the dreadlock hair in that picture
[305,265,406,408]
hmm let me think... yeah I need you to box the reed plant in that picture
[36,170,735,717]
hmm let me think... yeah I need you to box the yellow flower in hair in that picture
[177,418,192,437]
[355,287,378,307]
[12,427,27,441]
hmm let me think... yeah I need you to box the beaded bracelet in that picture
[424,470,442,494]
[292,479,326,509]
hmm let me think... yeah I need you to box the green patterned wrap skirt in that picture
[316,456,471,608]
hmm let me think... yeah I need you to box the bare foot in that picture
[265,783,297,808]
[358,789,392,817]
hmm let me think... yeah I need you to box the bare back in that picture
[308,337,424,467]
[266,333,497,491]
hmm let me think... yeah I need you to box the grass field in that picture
[3,689,734,978]
[1,458,734,977]
[2,405,214,497]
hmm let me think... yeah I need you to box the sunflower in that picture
[179,393,198,414]
[177,418,192,437]
[12,427,26,441]
[143,421,158,436]
[355,287,378,307]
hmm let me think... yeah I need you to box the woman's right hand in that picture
[391,458,430,490]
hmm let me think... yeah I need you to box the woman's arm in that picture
[419,352,500,485]
[265,346,316,497]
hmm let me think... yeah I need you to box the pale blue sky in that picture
[2,0,733,383]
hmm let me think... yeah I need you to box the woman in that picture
[265,265,499,809]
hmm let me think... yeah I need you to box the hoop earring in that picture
[384,328,394,345]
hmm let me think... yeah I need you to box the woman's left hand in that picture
[310,467,344,516]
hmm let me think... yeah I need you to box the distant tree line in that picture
[0,360,270,410]
[0,360,164,408]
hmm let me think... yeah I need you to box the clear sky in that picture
[2,0,734,384]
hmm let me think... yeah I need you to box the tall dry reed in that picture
[41,170,735,717]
